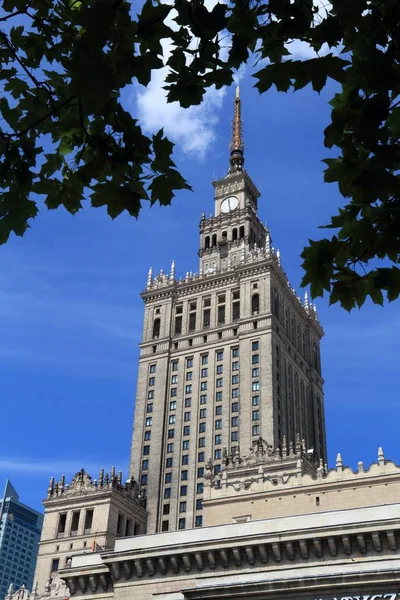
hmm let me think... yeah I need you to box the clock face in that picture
[221,195,239,213]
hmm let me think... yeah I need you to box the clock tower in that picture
[199,87,268,274]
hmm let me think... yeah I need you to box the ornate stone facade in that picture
[130,88,326,533]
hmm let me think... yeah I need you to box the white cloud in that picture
[136,71,226,157]
[134,0,231,158]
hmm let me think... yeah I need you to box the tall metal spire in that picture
[229,86,244,174]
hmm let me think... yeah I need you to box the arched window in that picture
[205,236,210,249]
[239,226,245,239]
[232,228,238,241]
[153,318,160,339]
[252,293,260,315]
[212,234,217,247]
[222,230,227,240]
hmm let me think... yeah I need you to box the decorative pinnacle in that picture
[229,86,244,174]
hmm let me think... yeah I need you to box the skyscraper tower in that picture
[129,88,326,534]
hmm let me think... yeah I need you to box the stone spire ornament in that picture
[304,291,309,311]
[146,267,153,289]
[169,260,175,281]
[229,86,245,174]
[336,453,343,469]
[378,447,385,464]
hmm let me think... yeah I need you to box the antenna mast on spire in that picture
[229,86,244,174]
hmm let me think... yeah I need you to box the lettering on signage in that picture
[315,594,398,600]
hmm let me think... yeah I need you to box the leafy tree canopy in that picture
[1,0,400,310]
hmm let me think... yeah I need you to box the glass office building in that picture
[0,480,43,599]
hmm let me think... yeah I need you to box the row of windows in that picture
[161,515,203,532]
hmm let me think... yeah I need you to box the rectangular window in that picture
[168,429,175,439]
[176,305,183,314]
[215,434,222,444]
[216,378,223,387]
[198,452,205,462]
[178,518,186,530]
[180,486,187,496]
[231,431,239,441]
[201,368,208,378]
[232,361,239,370]
[199,422,206,433]
[183,425,190,436]
[179,501,186,513]
[175,316,182,335]
[232,301,240,321]
[196,499,203,510]
[181,471,188,481]
[172,360,178,370]
[144,431,151,440]
[169,400,176,410]
[198,437,205,448]
[231,416,239,427]
[182,454,189,465]
[57,514,67,535]
[216,364,223,374]
[200,381,207,391]
[148,377,155,386]
[195,515,203,527]
[199,408,206,419]
[197,467,204,477]
[201,354,208,365]
[215,419,222,429]
[218,305,225,325]
[164,488,171,499]
[147,390,154,399]
[162,520,169,532]
[183,440,190,450]
[215,405,222,415]
[252,395,260,406]
[186,358,193,368]
[203,309,211,328]
[185,385,192,394]
[216,391,223,401]
[252,341,259,351]
[185,398,191,407]
[171,388,177,397]
[190,301,197,311]
[140,474,148,485]
[184,412,191,422]
[163,504,170,515]
[146,417,152,426]
[189,313,196,331]
[216,351,224,361]
[232,388,239,398]
[214,463,221,474]
[252,425,260,436]
[171,374,178,384]
[232,348,239,358]
[186,371,193,381]
[149,364,156,373]
[147,404,153,413]
[169,415,176,424]
[142,459,149,470]
[200,395,207,404]
[252,382,260,391]
[143,445,150,455]
[252,354,259,364]
[231,375,239,385]
[196,483,204,494]
[214,449,222,460]
[51,559,60,572]
[167,443,173,453]
[203,297,211,307]
[166,457,173,468]
[252,367,259,377]
[231,402,239,412]
[252,410,260,420]
[165,473,172,483]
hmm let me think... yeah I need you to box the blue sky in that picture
[1,71,399,512]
